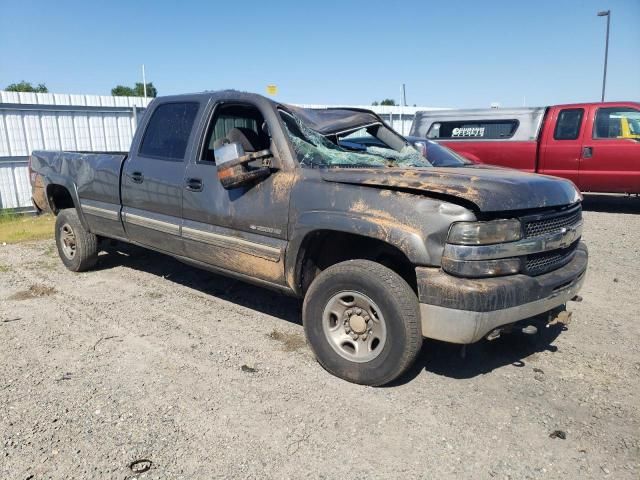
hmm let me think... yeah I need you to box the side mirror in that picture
[215,142,273,190]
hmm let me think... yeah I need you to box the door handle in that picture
[582,146,593,159]
[185,178,203,192]
[129,171,144,183]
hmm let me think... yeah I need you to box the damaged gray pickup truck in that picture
[30,90,587,386]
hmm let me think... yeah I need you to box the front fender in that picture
[284,210,431,294]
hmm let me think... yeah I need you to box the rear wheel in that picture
[303,259,422,386]
[55,208,98,272]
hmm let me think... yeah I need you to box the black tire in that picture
[55,208,98,272]
[302,259,422,386]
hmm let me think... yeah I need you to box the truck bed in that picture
[31,151,128,210]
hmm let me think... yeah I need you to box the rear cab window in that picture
[427,120,519,140]
[554,108,584,140]
[139,102,200,160]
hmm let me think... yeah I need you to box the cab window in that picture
[139,102,199,160]
[200,104,270,163]
[594,107,640,139]
[554,109,584,140]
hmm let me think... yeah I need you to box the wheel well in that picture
[46,184,74,214]
[296,230,417,295]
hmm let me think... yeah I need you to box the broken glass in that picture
[281,111,432,168]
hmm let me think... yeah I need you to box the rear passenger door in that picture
[579,105,640,193]
[121,101,202,254]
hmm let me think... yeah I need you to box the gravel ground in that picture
[1,195,639,479]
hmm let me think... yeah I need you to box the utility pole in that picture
[400,84,407,135]
[597,10,611,102]
[142,64,147,101]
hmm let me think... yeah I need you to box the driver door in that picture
[180,101,294,286]
[579,105,640,193]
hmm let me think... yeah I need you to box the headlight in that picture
[442,257,521,278]
[447,219,522,245]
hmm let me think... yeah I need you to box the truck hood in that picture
[321,165,581,212]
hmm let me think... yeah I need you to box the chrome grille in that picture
[524,242,579,276]
[524,207,582,238]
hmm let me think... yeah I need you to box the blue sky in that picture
[1,0,638,108]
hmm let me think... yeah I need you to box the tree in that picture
[111,85,135,96]
[112,82,157,97]
[133,82,157,98]
[5,81,48,93]
[371,99,396,106]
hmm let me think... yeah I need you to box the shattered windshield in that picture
[280,110,431,168]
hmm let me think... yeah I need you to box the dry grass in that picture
[0,213,54,244]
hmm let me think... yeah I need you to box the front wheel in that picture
[302,260,422,386]
[55,208,98,272]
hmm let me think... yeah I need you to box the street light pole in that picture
[141,64,147,101]
[597,10,611,102]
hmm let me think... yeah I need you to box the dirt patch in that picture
[8,284,57,300]
[271,171,295,204]
[268,329,307,352]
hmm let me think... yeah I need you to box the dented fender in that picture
[42,173,91,231]
[284,168,477,294]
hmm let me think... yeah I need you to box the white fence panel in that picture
[73,114,92,150]
[88,115,106,150]
[41,114,61,150]
[53,94,71,105]
[0,91,20,103]
[13,163,31,208]
[5,114,28,156]
[117,115,133,150]
[0,116,10,156]
[101,96,116,107]
[0,164,18,209]
[103,114,121,151]
[0,161,30,210]
[85,95,101,107]
[58,114,77,151]
[23,113,45,152]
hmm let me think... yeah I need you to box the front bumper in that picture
[417,242,588,344]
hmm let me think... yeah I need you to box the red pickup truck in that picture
[409,102,640,194]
